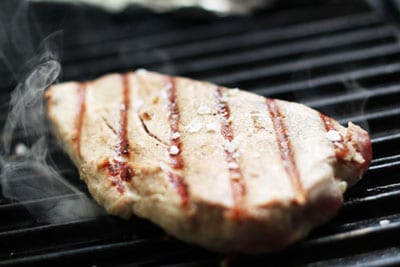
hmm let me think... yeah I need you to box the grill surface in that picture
[1,0,400,266]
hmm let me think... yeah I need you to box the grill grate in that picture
[1,1,400,266]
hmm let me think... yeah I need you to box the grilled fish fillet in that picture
[45,70,372,253]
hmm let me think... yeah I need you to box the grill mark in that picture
[266,98,305,204]
[320,113,350,159]
[215,87,246,218]
[166,77,189,206]
[117,74,131,157]
[98,74,134,194]
[72,83,87,158]
[99,159,134,194]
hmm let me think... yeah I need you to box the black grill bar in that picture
[207,43,400,84]
[173,25,395,75]
[304,216,400,245]
[345,189,400,209]
[251,62,400,96]
[303,84,400,108]
[338,106,400,124]
[128,14,385,63]
[63,12,384,62]
[62,5,360,48]
[61,23,395,79]
[303,247,400,267]
[59,13,389,81]
[0,239,204,267]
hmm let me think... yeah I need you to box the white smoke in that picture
[0,0,103,223]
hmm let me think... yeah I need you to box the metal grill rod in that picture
[64,13,383,62]
[62,25,395,78]
[251,62,400,95]
[174,26,395,74]
[206,43,400,84]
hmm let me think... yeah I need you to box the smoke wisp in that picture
[0,0,103,224]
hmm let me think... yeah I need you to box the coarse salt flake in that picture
[224,138,240,153]
[169,146,180,155]
[136,68,148,75]
[326,130,341,142]
[171,132,181,139]
[228,88,239,96]
[228,162,239,169]
[160,90,168,99]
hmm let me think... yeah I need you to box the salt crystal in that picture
[136,68,147,75]
[171,132,180,139]
[224,138,240,153]
[169,146,180,155]
[228,162,239,169]
[326,130,341,142]
[160,90,168,99]
[228,88,239,96]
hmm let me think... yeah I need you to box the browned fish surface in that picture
[45,70,372,253]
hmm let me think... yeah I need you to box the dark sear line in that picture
[118,74,131,157]
[72,82,87,158]
[98,74,134,194]
[166,77,189,206]
[215,87,246,218]
[320,113,350,159]
[266,98,306,204]
[99,159,134,194]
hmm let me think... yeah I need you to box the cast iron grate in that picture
[1,1,400,266]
